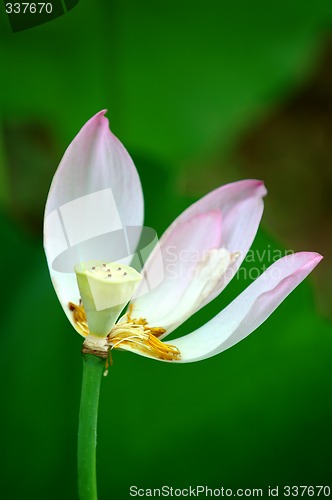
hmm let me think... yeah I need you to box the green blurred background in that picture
[1,1,332,498]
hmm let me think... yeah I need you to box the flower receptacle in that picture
[75,260,142,337]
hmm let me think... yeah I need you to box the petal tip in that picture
[229,179,267,199]
[90,109,109,125]
[253,179,267,197]
[95,109,108,116]
[81,110,109,131]
[305,251,323,266]
[285,251,323,275]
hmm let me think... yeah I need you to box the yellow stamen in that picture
[69,302,89,336]
[68,302,181,361]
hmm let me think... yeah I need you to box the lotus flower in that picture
[44,111,322,363]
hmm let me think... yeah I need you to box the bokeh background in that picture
[1,1,332,498]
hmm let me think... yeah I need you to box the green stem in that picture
[78,353,105,500]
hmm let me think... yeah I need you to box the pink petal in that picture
[44,111,144,333]
[131,180,266,331]
[45,110,143,225]
[170,252,322,362]
[132,210,222,324]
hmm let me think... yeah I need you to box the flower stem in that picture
[78,353,105,500]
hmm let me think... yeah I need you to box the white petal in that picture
[156,247,236,334]
[131,210,222,325]
[170,252,323,362]
[44,111,144,334]
[130,180,266,333]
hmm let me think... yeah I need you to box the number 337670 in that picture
[5,3,53,14]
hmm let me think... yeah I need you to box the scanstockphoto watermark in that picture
[129,485,264,497]
[129,485,332,497]
[164,245,295,282]
[238,246,295,281]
